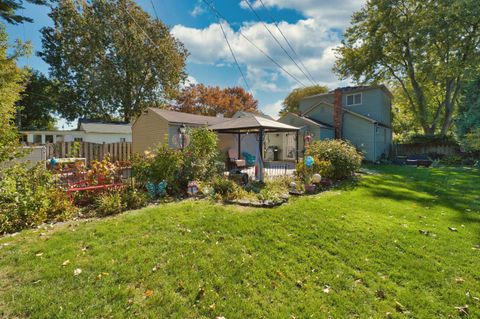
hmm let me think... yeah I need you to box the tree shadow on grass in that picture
[361,165,480,231]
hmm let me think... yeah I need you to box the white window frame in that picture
[346,93,362,106]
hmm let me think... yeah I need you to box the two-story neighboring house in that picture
[277,85,393,161]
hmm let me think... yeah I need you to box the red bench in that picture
[66,176,124,203]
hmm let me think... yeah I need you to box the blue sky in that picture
[6,0,363,127]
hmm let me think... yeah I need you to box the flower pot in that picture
[304,184,316,193]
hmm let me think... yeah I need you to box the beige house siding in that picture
[132,109,169,154]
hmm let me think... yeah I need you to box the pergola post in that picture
[295,131,299,162]
[237,133,241,159]
[258,128,264,182]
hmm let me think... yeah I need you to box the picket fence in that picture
[46,142,132,165]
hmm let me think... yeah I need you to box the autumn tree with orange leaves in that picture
[173,84,258,117]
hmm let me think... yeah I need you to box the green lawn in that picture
[1,166,479,318]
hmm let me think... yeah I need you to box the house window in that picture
[45,135,54,143]
[346,93,362,106]
[74,137,83,142]
[120,138,126,142]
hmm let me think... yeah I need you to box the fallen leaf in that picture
[195,287,205,302]
[376,290,386,299]
[144,289,153,298]
[215,317,226,319]
[73,268,82,276]
[395,301,406,313]
[62,260,70,266]
[35,253,43,257]
[455,277,465,284]
[455,305,469,316]
[419,230,430,236]
[209,303,216,310]
[296,280,303,288]
[323,285,330,293]
[448,227,458,232]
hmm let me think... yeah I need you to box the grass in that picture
[1,165,479,318]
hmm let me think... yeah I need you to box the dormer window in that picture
[346,93,362,106]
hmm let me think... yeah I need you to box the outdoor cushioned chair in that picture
[227,149,246,170]
[241,152,256,167]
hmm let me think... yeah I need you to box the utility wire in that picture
[243,0,315,86]
[124,4,164,55]
[217,20,252,93]
[150,0,159,20]
[257,0,318,85]
[201,0,307,87]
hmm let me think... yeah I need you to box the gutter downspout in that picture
[373,123,377,162]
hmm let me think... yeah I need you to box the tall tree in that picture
[16,70,57,130]
[0,25,28,162]
[0,0,47,24]
[456,76,480,151]
[173,84,258,117]
[281,85,329,115]
[39,0,188,122]
[334,0,480,136]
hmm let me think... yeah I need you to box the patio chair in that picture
[241,152,256,167]
[227,149,246,170]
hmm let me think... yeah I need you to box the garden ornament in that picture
[187,181,199,196]
[49,157,57,168]
[305,156,314,168]
[146,181,167,198]
[312,173,322,184]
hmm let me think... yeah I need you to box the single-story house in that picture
[21,120,132,145]
[132,108,299,160]
[277,85,393,161]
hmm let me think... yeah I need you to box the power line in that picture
[257,0,318,85]
[201,0,307,88]
[150,0,159,20]
[217,20,252,93]
[243,0,316,86]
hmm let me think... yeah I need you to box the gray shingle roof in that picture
[149,108,229,125]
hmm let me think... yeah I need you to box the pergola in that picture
[209,115,300,181]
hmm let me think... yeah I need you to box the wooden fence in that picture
[392,142,460,157]
[46,142,132,165]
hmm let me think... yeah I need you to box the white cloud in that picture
[262,99,284,119]
[242,0,364,29]
[172,0,364,94]
[190,1,206,17]
[171,18,344,92]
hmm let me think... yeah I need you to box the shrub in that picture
[95,191,125,217]
[183,127,222,182]
[46,189,78,222]
[441,154,463,166]
[305,140,362,180]
[121,186,149,210]
[211,177,243,200]
[296,158,333,184]
[0,164,76,234]
[132,142,184,194]
[132,128,222,196]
